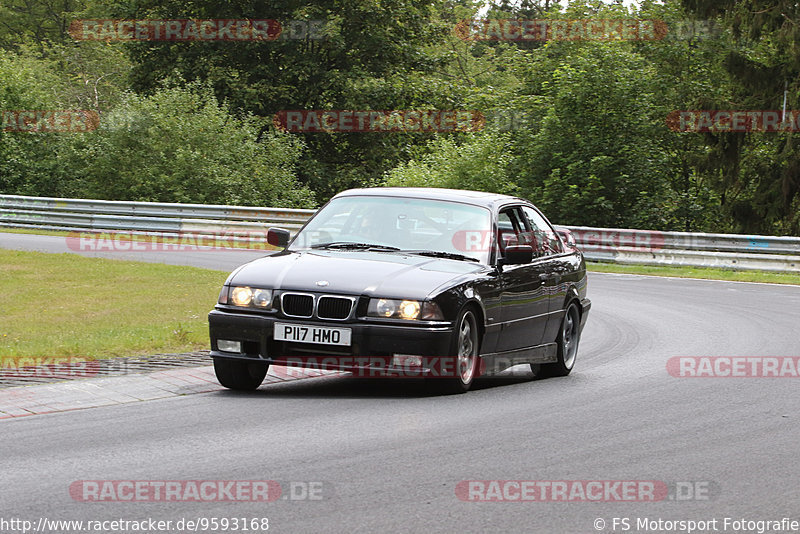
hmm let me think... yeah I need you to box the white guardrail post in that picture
[1,194,799,272]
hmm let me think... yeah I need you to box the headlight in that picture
[398,300,421,319]
[367,299,444,321]
[252,289,272,308]
[231,286,253,306]
[222,286,273,309]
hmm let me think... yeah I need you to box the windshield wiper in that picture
[310,242,400,251]
[401,250,479,262]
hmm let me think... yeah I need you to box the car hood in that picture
[227,250,484,300]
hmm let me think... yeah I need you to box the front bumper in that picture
[208,309,454,372]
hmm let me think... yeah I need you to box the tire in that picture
[533,301,580,378]
[214,358,268,390]
[428,307,480,394]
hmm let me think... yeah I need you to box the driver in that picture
[355,208,388,242]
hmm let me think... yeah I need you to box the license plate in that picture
[274,323,352,346]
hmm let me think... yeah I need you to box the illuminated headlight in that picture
[222,286,273,309]
[367,299,444,321]
[231,286,253,306]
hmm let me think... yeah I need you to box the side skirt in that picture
[480,343,557,376]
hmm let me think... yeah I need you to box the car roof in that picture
[332,187,530,209]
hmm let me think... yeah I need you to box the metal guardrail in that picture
[1,194,799,272]
[0,195,315,245]
[565,226,800,272]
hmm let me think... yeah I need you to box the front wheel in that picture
[428,307,480,394]
[532,302,580,378]
[214,358,268,390]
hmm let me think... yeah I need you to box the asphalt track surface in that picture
[2,232,800,533]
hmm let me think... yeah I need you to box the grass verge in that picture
[0,227,70,237]
[588,262,800,285]
[0,249,227,361]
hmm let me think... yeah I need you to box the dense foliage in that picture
[0,0,797,232]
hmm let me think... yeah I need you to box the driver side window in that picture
[520,206,563,256]
[497,208,525,258]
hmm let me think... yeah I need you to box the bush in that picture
[385,131,517,195]
[58,82,315,207]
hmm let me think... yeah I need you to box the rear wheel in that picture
[428,307,480,394]
[532,302,580,378]
[214,358,268,390]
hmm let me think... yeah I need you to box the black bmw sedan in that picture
[209,187,591,394]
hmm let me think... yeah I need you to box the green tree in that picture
[510,41,672,228]
[631,0,732,231]
[0,47,66,194]
[58,82,314,207]
[102,0,473,200]
[682,0,800,234]
[0,0,84,49]
[385,131,517,194]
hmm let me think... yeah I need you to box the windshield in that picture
[289,195,493,263]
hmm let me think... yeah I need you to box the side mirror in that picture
[267,227,291,248]
[504,244,533,265]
